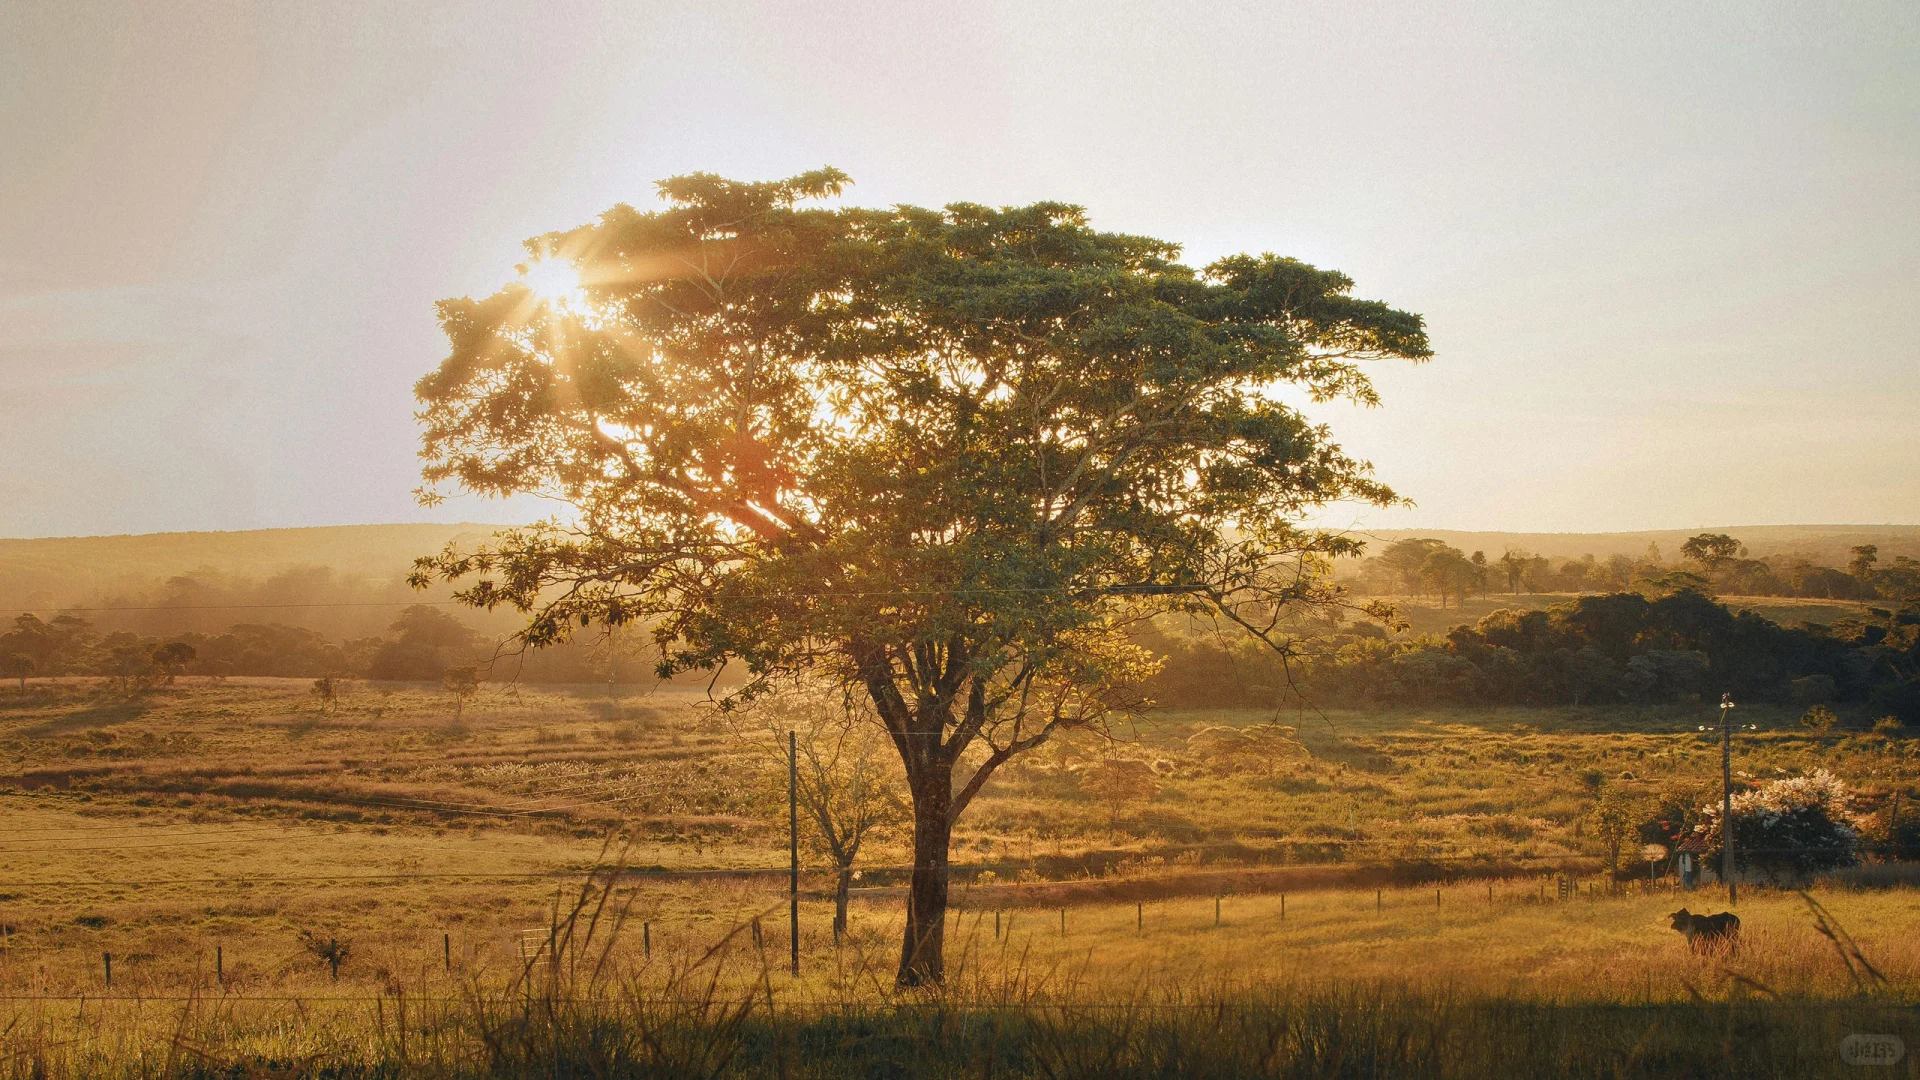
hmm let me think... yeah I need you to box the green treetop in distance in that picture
[410,169,1432,986]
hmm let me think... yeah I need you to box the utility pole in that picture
[1721,693,1737,906]
[789,729,800,976]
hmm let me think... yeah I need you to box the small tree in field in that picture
[311,676,338,713]
[442,665,479,721]
[1590,789,1636,872]
[151,642,196,685]
[1081,757,1160,828]
[408,170,1429,984]
[1,652,32,691]
[755,685,908,937]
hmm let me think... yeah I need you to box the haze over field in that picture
[6,6,1920,1075]
[4,1,1918,539]
[6,522,1920,616]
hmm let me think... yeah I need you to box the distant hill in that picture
[0,523,509,606]
[3,521,1913,640]
[1354,525,1920,567]
[0,523,516,637]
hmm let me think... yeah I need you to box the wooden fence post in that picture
[1137,903,1142,932]
[643,922,651,958]
[1281,893,1286,921]
[103,952,111,989]
[216,945,223,983]
[1059,908,1066,936]
[1215,896,1221,927]
[444,933,451,973]
[1376,889,1381,913]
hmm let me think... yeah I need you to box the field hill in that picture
[0,522,515,638]
[0,522,506,604]
[5,521,1915,618]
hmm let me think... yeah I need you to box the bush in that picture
[1800,704,1839,735]
[1691,770,1862,882]
[1186,725,1307,776]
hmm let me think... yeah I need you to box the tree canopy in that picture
[410,170,1431,984]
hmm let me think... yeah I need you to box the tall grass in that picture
[7,865,1917,1079]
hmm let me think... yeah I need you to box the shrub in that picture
[1800,705,1838,735]
[1079,759,1160,826]
[1185,724,1306,776]
[1691,770,1862,882]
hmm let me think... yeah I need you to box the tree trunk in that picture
[897,785,952,987]
[834,864,852,938]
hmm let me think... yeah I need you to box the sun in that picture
[518,256,586,310]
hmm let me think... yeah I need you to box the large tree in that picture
[1680,533,1743,573]
[410,170,1430,985]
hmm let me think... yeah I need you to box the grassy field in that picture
[2,677,1917,1076]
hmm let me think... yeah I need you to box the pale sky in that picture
[3,0,1915,539]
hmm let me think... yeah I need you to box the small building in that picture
[1674,835,1709,888]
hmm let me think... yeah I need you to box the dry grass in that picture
[2,677,1917,1076]
[4,874,1919,1078]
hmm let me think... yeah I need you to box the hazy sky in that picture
[3,0,1916,539]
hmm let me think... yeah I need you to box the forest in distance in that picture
[3,526,1917,722]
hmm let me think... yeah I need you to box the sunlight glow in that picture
[519,256,586,310]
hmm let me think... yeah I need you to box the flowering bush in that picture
[1693,770,1862,881]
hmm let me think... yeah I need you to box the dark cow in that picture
[1669,908,1741,953]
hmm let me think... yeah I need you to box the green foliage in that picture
[406,170,1430,983]
[1679,533,1744,571]
[1588,789,1636,870]
[751,685,909,931]
[1079,757,1161,826]
[1800,704,1839,736]
[149,641,195,684]
[0,613,96,676]
[0,651,32,689]
[310,675,337,712]
[368,604,483,681]
[1182,590,1920,711]
[441,664,480,720]
[1634,781,1712,849]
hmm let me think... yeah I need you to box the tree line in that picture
[1352,533,1918,605]
[0,604,650,688]
[1147,589,1920,723]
